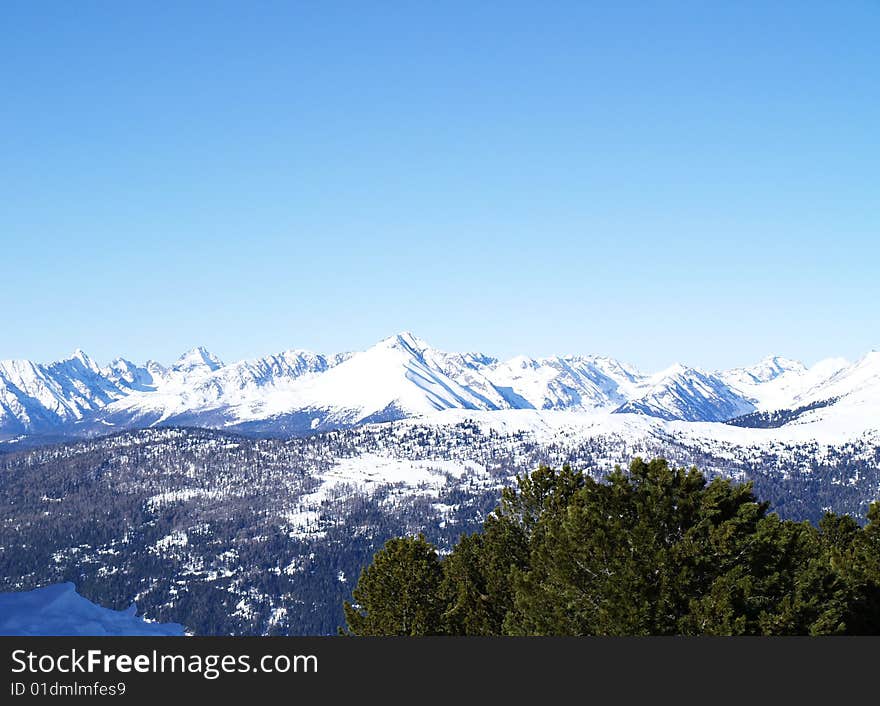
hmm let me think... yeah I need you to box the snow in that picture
[719,356,850,411]
[620,364,755,422]
[151,531,189,553]
[267,607,288,628]
[172,346,224,374]
[283,453,491,537]
[147,489,222,511]
[2,332,879,442]
[797,352,880,406]
[397,404,880,448]
[0,583,184,636]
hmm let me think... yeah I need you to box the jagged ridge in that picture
[1,333,877,441]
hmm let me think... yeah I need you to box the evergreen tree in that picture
[442,464,581,635]
[506,458,767,635]
[343,534,445,635]
[495,463,586,538]
[442,514,529,635]
[846,502,880,632]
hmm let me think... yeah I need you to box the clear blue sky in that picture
[2,1,877,371]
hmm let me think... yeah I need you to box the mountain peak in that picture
[652,362,693,380]
[379,331,432,354]
[106,357,137,374]
[850,350,880,372]
[743,355,806,382]
[504,354,540,370]
[760,354,804,369]
[67,349,100,373]
[172,347,224,373]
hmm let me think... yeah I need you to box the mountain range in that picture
[1,331,878,442]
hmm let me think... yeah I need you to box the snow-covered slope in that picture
[0,582,184,636]
[95,346,348,430]
[795,351,880,406]
[1,334,877,441]
[615,364,755,422]
[0,351,132,434]
[485,354,643,411]
[718,355,850,411]
[777,351,880,435]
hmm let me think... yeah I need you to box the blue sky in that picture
[2,1,877,371]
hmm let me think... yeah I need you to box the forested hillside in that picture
[2,424,879,634]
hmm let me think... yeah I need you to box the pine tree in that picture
[442,513,529,635]
[506,458,770,635]
[847,502,880,632]
[442,464,580,635]
[342,534,445,636]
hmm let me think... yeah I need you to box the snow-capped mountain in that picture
[614,363,755,422]
[795,351,880,405]
[0,351,131,435]
[1,333,877,442]
[485,354,643,411]
[718,355,850,411]
[171,346,224,375]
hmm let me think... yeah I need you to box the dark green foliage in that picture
[343,535,445,635]
[441,509,530,635]
[440,464,580,635]
[506,459,769,635]
[347,458,880,635]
